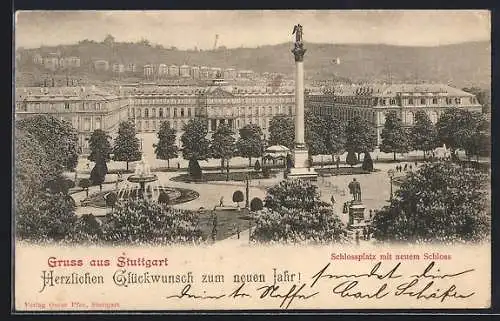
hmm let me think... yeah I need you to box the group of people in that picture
[355,226,373,244]
[395,162,418,173]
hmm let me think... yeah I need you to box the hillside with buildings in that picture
[15,39,490,89]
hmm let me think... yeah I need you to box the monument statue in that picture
[291,24,306,62]
[292,24,303,45]
[348,178,362,202]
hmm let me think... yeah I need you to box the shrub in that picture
[262,167,271,178]
[188,158,202,179]
[250,197,264,212]
[102,198,203,245]
[254,159,261,172]
[362,152,374,172]
[158,190,170,205]
[232,190,244,206]
[346,151,358,167]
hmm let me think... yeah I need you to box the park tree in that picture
[15,129,52,198]
[16,192,77,242]
[268,116,295,149]
[410,111,439,159]
[154,121,178,168]
[436,107,476,157]
[113,121,141,171]
[252,180,344,243]
[102,199,202,245]
[372,161,490,243]
[88,129,112,163]
[232,190,244,208]
[305,112,328,156]
[17,114,79,173]
[210,123,236,173]
[181,119,210,177]
[236,124,264,166]
[103,34,115,46]
[345,115,377,159]
[463,113,490,161]
[462,87,491,114]
[323,115,346,160]
[380,111,411,161]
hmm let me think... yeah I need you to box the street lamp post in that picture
[245,174,250,209]
[387,169,395,201]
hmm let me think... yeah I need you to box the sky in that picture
[14,10,490,50]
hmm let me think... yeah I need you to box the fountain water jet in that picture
[117,155,180,201]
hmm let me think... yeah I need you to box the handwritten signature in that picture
[165,261,476,309]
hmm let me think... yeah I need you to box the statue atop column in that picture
[292,24,306,62]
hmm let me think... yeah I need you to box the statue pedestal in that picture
[348,203,366,226]
[287,148,318,180]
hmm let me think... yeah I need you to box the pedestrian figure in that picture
[236,224,240,239]
[219,196,224,207]
[336,156,340,170]
[355,231,360,245]
[330,195,336,206]
[409,164,413,171]
[404,164,408,171]
[369,209,373,219]
[343,202,348,214]
[414,161,418,167]
[177,162,180,169]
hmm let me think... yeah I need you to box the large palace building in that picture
[15,81,483,153]
[123,81,295,143]
[15,86,130,153]
[306,83,482,145]
[15,81,295,152]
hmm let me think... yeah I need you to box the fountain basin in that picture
[127,174,158,184]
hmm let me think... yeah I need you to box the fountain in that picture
[84,155,199,209]
[117,155,180,201]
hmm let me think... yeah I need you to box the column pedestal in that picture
[288,147,318,180]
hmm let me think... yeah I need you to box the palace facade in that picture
[124,82,295,142]
[15,82,483,154]
[15,86,130,153]
[306,83,482,145]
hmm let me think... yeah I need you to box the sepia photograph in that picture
[12,10,492,311]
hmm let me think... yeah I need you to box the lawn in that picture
[316,167,380,176]
[170,170,280,183]
[196,208,256,241]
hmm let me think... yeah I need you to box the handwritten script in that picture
[164,261,475,309]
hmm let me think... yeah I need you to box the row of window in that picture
[312,105,443,126]
[16,100,125,112]
[130,105,292,119]
[133,97,294,105]
[134,117,273,133]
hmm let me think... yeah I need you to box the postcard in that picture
[13,10,491,311]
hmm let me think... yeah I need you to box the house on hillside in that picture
[93,60,110,72]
